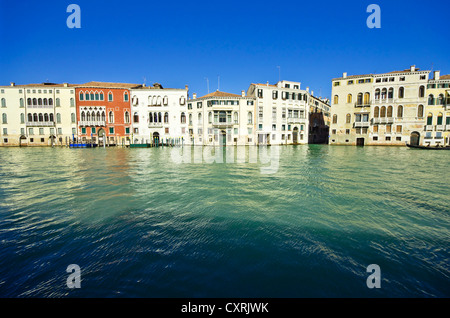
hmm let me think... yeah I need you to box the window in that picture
[71,113,76,123]
[388,88,394,99]
[418,105,424,118]
[437,113,443,125]
[2,113,7,124]
[346,114,351,124]
[332,114,337,124]
[109,127,114,134]
[347,94,352,103]
[79,92,84,101]
[124,93,129,102]
[248,112,252,124]
[398,87,404,99]
[380,106,386,117]
[95,93,99,101]
[419,86,425,98]
[272,91,278,99]
[381,88,387,100]
[56,98,60,107]
[333,95,339,104]
[332,129,336,135]
[334,82,340,86]
[387,106,393,118]
[347,80,354,85]
[438,94,444,106]
[56,113,61,123]
[197,102,202,109]
[427,114,433,125]
[364,93,370,105]
[374,106,379,118]
[1,98,6,107]
[109,111,114,123]
[39,128,44,135]
[397,106,403,118]
[181,112,186,124]
[375,89,380,100]
[164,112,169,124]
[346,129,350,135]
[108,93,113,101]
[124,111,130,124]
[396,125,402,133]
[257,89,263,98]
[428,94,435,105]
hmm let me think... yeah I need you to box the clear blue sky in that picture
[1,0,449,99]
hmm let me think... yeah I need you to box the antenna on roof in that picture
[205,77,209,94]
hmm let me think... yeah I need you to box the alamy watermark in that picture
[66,264,81,288]
[66,4,81,29]
[366,4,381,29]
[366,264,381,289]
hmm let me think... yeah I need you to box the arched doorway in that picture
[19,135,27,147]
[293,127,299,144]
[49,135,56,147]
[410,132,420,146]
[153,132,160,145]
[220,130,226,146]
[98,128,105,147]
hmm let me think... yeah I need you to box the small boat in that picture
[406,144,450,150]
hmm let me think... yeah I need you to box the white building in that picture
[130,83,189,144]
[0,82,77,146]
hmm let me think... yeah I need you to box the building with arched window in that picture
[329,65,434,146]
[129,83,189,145]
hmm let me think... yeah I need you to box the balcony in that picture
[287,117,306,124]
[148,122,163,128]
[445,125,450,131]
[78,120,106,127]
[354,121,370,128]
[424,125,434,131]
[435,125,444,131]
[372,117,394,124]
[26,121,55,127]
[212,121,234,128]
[354,102,371,107]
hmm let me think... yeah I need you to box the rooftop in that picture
[197,90,242,99]
[77,81,142,89]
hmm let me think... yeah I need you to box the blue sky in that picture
[0,0,449,99]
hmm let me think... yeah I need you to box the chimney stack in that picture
[434,71,440,80]
[10,82,15,87]
[410,65,416,72]
[185,85,189,91]
[241,90,245,97]
[343,72,347,78]
[311,90,314,96]
[63,83,68,87]
[193,93,197,99]
[306,87,309,93]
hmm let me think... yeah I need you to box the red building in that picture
[75,82,141,146]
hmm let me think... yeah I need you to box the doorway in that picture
[356,138,365,147]
[410,132,420,146]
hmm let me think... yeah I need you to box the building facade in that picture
[130,83,189,144]
[329,66,432,146]
[308,95,331,144]
[75,82,141,146]
[246,81,309,145]
[0,82,77,146]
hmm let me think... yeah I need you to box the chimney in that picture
[311,90,314,96]
[63,83,68,87]
[306,87,309,93]
[343,72,347,78]
[185,85,189,91]
[410,65,416,72]
[266,81,269,86]
[434,71,440,80]
[241,90,245,97]
[193,93,197,99]
[10,82,15,87]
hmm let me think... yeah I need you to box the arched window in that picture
[91,111,95,122]
[38,113,43,122]
[180,96,186,105]
[248,112,253,124]
[81,111,86,121]
[20,98,24,107]
[189,114,193,125]
[38,98,42,106]
[71,113,76,123]
[124,111,130,124]
[181,112,186,124]
[164,112,169,123]
[101,111,106,122]
[346,113,351,123]
[347,94,352,103]
[33,113,38,122]
[357,93,363,105]
[234,112,238,123]
[56,98,60,107]
[108,92,113,102]
[55,113,59,123]
[438,94,444,105]
[163,96,168,106]
[198,113,202,124]
[333,95,339,104]
[148,96,152,105]
[208,111,212,124]
[97,111,101,121]
[95,92,99,101]
[428,94,435,105]
[27,98,31,106]
[32,98,37,106]
[152,96,157,106]
[49,98,53,106]
[124,92,129,102]
[28,113,32,122]
[387,106,393,117]
[70,98,74,107]
[427,113,433,125]
[381,88,387,100]
[109,111,114,123]
[44,113,49,122]
[86,112,91,121]
[332,114,337,124]
[154,112,158,123]
[79,92,84,101]
[90,92,94,100]
[2,113,6,124]
[397,105,403,118]
[157,97,162,106]
[380,106,386,117]
[20,113,25,124]
[85,92,90,101]
[100,93,104,100]
[437,113,443,125]
[131,95,137,105]
[417,105,424,118]
[419,86,425,98]
[398,87,404,99]
[375,89,380,100]
[43,98,48,106]
[374,106,379,118]
[388,88,394,99]
[364,92,370,105]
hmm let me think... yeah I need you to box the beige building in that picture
[330,66,431,146]
[0,83,78,146]
[423,71,450,146]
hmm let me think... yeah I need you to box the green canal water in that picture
[0,145,448,297]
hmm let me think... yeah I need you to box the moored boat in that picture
[406,144,450,150]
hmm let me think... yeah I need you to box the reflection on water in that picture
[0,146,448,297]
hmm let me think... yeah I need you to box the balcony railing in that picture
[445,125,450,131]
[26,121,55,127]
[372,117,394,124]
[354,121,370,128]
[354,102,371,107]
[212,121,234,128]
[78,120,106,127]
[435,125,444,131]
[148,122,163,128]
[287,117,306,124]
[424,125,434,131]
